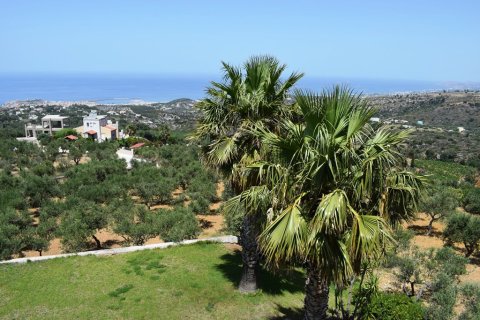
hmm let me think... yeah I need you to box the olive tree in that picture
[444,213,480,257]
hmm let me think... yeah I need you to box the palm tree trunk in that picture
[239,213,259,293]
[304,266,329,320]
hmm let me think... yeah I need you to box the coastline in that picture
[2,88,480,109]
[2,74,480,107]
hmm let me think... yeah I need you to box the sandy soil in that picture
[53,155,90,168]
[197,214,224,238]
[404,213,445,250]
[382,212,480,285]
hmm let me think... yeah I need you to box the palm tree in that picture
[191,55,303,292]
[228,86,425,318]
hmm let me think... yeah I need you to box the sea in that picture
[1,73,479,105]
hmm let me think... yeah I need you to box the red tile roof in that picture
[85,130,97,135]
[130,142,145,149]
[103,125,117,131]
[65,135,78,140]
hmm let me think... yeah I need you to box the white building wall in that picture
[83,118,102,141]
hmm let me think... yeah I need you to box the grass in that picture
[0,243,305,319]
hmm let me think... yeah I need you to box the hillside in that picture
[370,91,480,131]
[2,91,480,164]
[367,91,480,165]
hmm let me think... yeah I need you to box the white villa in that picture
[75,110,120,142]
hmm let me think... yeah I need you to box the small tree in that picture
[463,187,480,214]
[0,208,32,260]
[21,173,61,207]
[420,186,460,236]
[444,213,480,257]
[426,248,467,320]
[111,201,160,245]
[395,248,436,297]
[392,245,466,301]
[58,199,108,252]
[135,180,174,209]
[24,215,57,256]
[426,273,457,320]
[156,207,200,242]
[69,144,84,165]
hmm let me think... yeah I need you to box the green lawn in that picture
[0,243,305,319]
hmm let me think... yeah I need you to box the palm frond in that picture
[206,136,238,167]
[259,199,308,268]
[309,189,350,236]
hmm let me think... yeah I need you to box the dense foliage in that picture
[364,293,424,320]
[0,125,217,259]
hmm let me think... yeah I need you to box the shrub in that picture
[0,208,33,260]
[426,272,457,320]
[111,202,161,245]
[443,213,480,257]
[365,293,424,320]
[156,207,200,242]
[459,284,480,320]
[190,197,211,215]
[463,188,480,214]
[53,128,79,139]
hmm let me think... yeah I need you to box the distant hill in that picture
[2,92,479,164]
[369,91,480,131]
[366,91,480,165]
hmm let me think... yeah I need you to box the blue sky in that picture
[1,0,479,81]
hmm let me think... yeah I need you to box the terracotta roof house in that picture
[74,111,122,142]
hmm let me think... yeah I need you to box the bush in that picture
[444,213,480,257]
[156,207,200,242]
[459,284,480,320]
[111,202,161,245]
[366,293,424,320]
[427,272,457,320]
[57,199,108,252]
[190,197,211,215]
[463,188,480,214]
[53,128,79,139]
[0,208,33,260]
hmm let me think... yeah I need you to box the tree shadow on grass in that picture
[215,249,305,295]
[267,304,303,320]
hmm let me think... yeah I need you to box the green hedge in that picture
[366,293,424,320]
